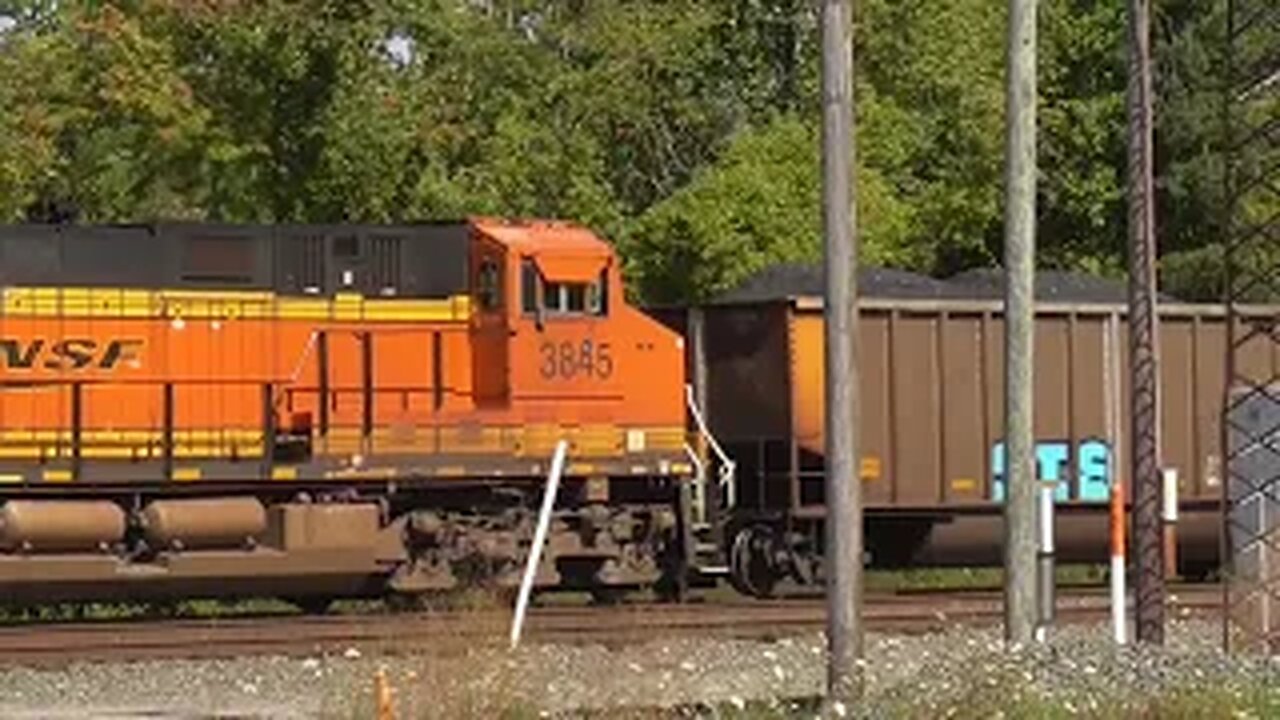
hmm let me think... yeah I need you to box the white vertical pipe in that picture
[1039,483,1055,554]
[510,439,568,650]
[1036,482,1056,643]
[1162,468,1178,523]
[1111,549,1127,644]
[1162,466,1180,580]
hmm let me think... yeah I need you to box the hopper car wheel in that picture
[288,596,334,615]
[1179,561,1216,584]
[729,524,784,599]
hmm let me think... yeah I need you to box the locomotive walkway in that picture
[0,585,1220,668]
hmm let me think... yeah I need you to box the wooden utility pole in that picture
[1002,0,1038,647]
[1125,0,1165,645]
[820,0,863,708]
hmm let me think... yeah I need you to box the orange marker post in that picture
[375,667,395,720]
[1110,479,1128,645]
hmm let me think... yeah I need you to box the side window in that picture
[477,259,501,310]
[543,281,607,315]
[520,260,608,317]
[590,269,609,315]
[542,282,572,313]
[521,259,539,314]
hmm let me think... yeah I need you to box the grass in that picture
[884,682,1280,720]
[334,653,1280,720]
[0,596,394,625]
[0,597,296,624]
[864,563,1109,593]
[351,683,1280,719]
[613,682,1280,720]
[695,563,1112,602]
[850,661,1280,720]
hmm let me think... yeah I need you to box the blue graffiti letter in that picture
[1078,439,1112,501]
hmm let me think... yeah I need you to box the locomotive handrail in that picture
[685,384,736,514]
[683,444,707,524]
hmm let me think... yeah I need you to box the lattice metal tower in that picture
[1222,0,1280,655]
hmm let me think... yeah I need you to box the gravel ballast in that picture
[0,619,1276,718]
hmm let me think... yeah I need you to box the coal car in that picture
[661,264,1274,596]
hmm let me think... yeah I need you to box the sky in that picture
[384,33,414,67]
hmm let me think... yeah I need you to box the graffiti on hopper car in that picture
[991,438,1113,503]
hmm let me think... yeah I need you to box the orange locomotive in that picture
[0,218,692,606]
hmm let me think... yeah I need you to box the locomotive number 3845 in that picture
[539,340,613,380]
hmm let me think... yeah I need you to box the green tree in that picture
[623,0,1009,302]
[1037,0,1127,275]
[0,0,1244,305]
[1,4,212,221]
[623,115,914,303]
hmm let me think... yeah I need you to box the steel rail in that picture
[0,587,1224,668]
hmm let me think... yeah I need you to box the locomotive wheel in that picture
[589,587,628,605]
[653,574,684,603]
[729,524,783,599]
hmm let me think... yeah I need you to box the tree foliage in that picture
[0,0,1247,302]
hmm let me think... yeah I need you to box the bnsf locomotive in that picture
[0,219,692,608]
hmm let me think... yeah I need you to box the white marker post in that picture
[510,440,568,650]
[1035,480,1056,643]
[1163,467,1179,579]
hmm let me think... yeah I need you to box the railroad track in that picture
[0,586,1223,668]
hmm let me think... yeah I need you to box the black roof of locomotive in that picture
[0,222,472,298]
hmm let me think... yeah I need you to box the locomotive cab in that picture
[469,219,685,428]
[472,220,618,405]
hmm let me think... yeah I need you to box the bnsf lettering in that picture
[0,339,143,371]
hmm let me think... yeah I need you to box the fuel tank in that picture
[0,500,126,552]
[140,497,267,551]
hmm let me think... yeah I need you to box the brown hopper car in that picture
[659,266,1277,596]
[0,219,693,607]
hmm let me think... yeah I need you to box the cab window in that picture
[521,259,539,314]
[545,282,586,313]
[520,260,606,317]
